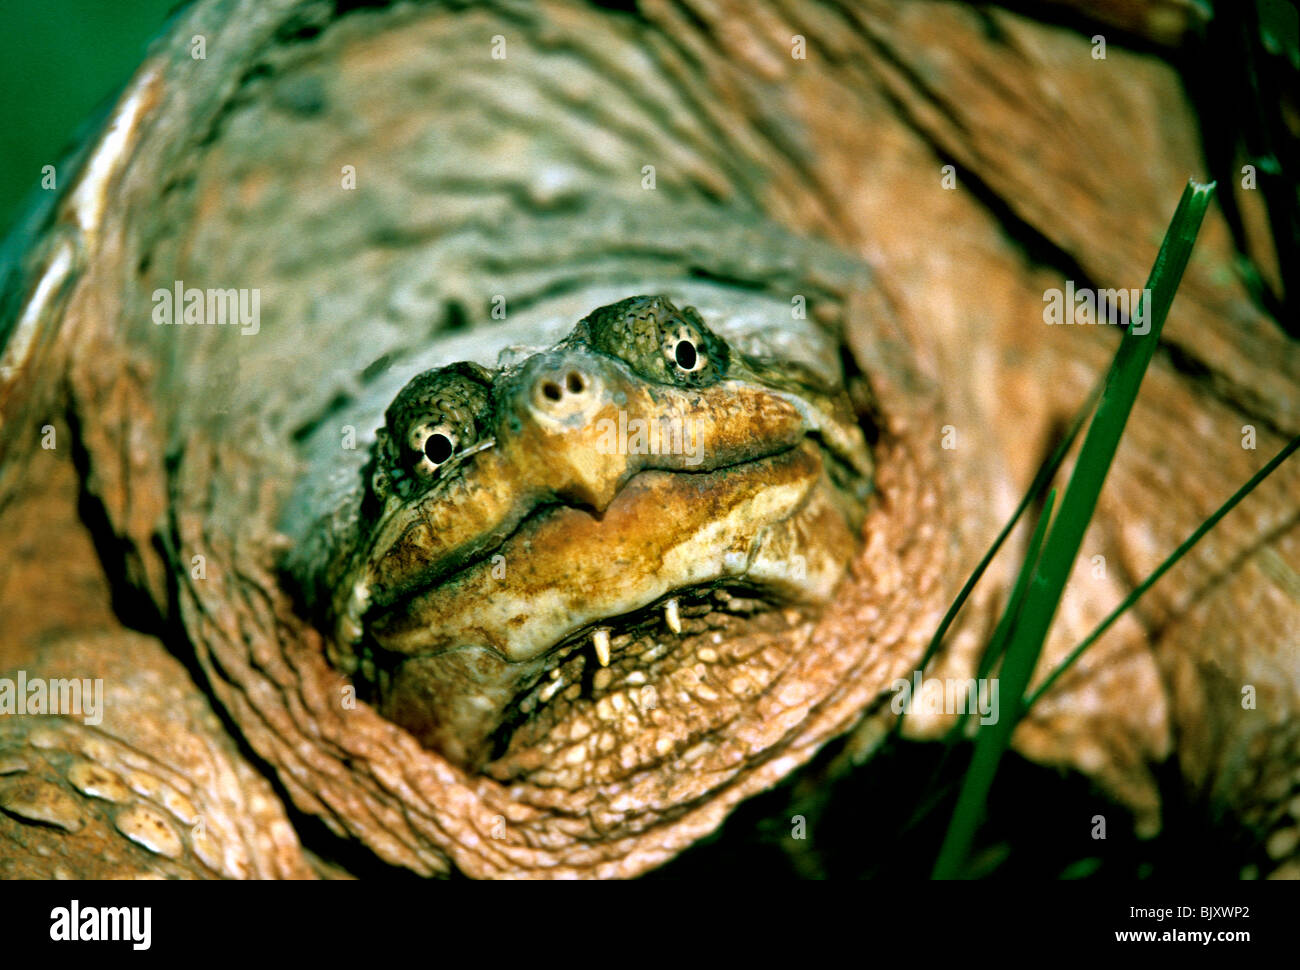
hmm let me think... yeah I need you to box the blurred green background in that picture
[0,0,179,238]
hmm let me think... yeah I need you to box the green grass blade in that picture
[930,179,1217,878]
[973,489,1057,687]
[929,495,1058,877]
[1025,431,1300,709]
[907,379,1102,691]
[1012,180,1215,651]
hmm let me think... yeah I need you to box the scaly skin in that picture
[1,0,1297,878]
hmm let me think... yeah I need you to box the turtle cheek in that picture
[354,467,523,637]
[376,524,441,591]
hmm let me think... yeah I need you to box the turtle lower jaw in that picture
[373,579,817,776]
[484,583,817,788]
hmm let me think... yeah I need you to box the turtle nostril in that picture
[530,362,597,414]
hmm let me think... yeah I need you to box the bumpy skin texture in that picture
[0,635,313,879]
[0,0,1297,878]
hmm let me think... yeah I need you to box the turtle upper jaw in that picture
[369,442,848,662]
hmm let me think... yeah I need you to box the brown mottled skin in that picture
[1,0,1297,878]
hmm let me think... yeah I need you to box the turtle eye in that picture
[409,423,459,476]
[673,337,701,372]
[665,326,708,375]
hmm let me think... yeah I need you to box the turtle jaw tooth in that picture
[664,597,682,634]
[592,628,611,667]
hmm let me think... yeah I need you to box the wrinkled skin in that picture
[1,0,1298,879]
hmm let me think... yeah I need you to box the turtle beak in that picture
[500,347,631,513]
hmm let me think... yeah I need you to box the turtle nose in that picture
[522,353,605,426]
[506,349,629,510]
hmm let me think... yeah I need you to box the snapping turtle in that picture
[1,0,1299,879]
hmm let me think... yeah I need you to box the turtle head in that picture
[322,296,874,772]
